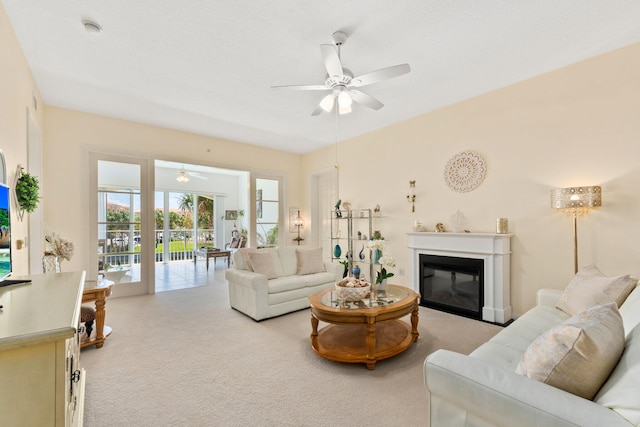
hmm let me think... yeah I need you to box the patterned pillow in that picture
[556,265,637,316]
[247,252,277,279]
[516,302,624,400]
[296,247,326,275]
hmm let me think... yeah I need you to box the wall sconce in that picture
[406,180,416,212]
[551,185,602,273]
[293,210,304,246]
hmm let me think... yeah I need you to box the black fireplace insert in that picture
[419,254,484,320]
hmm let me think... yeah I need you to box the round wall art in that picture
[444,151,487,193]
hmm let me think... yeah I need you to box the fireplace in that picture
[420,254,484,320]
[408,232,512,324]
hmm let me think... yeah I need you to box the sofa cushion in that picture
[470,305,570,370]
[277,247,299,276]
[296,247,326,275]
[247,252,278,279]
[619,283,640,337]
[515,302,624,400]
[267,276,306,294]
[556,265,637,316]
[237,248,259,271]
[237,248,285,277]
[300,271,337,288]
[595,323,640,425]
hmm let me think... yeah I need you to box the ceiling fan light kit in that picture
[272,31,410,116]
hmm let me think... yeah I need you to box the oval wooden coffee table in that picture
[309,284,419,370]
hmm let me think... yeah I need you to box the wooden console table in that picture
[194,248,231,270]
[81,280,113,349]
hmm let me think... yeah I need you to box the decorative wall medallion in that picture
[444,151,487,193]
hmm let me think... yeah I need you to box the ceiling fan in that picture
[176,166,206,183]
[272,31,410,116]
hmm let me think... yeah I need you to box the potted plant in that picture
[15,168,40,214]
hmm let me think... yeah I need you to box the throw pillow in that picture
[515,302,624,400]
[247,252,278,279]
[556,264,637,316]
[237,248,258,271]
[296,247,326,276]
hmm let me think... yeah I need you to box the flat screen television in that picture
[0,183,11,281]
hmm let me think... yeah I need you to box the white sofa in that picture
[225,247,343,321]
[425,276,640,426]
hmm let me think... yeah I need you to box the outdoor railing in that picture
[99,228,215,268]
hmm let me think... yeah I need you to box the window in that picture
[255,178,280,247]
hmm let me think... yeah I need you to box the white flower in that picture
[367,239,385,250]
[378,255,396,268]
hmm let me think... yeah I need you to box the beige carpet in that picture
[81,280,502,426]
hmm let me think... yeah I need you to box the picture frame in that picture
[224,210,238,221]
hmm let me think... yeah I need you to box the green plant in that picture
[15,170,40,213]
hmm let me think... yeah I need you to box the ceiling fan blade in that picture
[187,172,207,180]
[271,84,329,91]
[311,93,336,116]
[350,63,411,87]
[349,89,384,110]
[321,44,343,78]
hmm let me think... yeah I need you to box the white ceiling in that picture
[4,1,640,154]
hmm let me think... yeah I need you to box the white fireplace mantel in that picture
[407,232,513,324]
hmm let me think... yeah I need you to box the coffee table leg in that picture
[411,299,420,342]
[365,319,376,370]
[310,314,319,349]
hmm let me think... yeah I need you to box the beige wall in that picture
[303,42,640,316]
[0,3,44,276]
[42,107,304,276]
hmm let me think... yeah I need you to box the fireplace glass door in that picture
[419,254,484,320]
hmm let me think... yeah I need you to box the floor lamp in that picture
[551,186,602,273]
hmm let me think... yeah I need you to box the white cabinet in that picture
[0,271,86,426]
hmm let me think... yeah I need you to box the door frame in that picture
[89,151,155,296]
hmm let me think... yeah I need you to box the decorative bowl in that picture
[335,278,371,302]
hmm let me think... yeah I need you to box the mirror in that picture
[0,149,6,184]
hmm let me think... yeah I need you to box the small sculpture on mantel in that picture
[450,210,468,233]
[373,204,381,217]
[435,223,445,233]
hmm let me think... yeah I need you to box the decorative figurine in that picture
[335,199,342,218]
[353,265,361,279]
[435,223,445,232]
[333,244,342,258]
[359,245,365,261]
[374,204,381,217]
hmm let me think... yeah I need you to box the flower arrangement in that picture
[367,239,385,251]
[376,255,396,284]
[45,232,75,262]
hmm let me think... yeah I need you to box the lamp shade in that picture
[551,186,601,210]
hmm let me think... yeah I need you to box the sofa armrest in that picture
[325,262,344,282]
[424,350,629,427]
[536,288,563,308]
[225,268,268,293]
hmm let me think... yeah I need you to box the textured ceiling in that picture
[3,1,640,154]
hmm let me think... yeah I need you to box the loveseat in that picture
[225,246,343,321]
[424,265,640,426]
